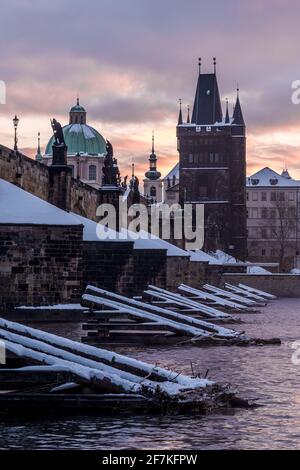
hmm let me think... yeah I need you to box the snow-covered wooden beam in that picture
[203,284,258,306]
[178,284,249,311]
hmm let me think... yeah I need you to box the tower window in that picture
[89,165,97,180]
[150,186,156,197]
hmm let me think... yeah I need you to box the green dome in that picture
[45,123,107,156]
[70,103,86,112]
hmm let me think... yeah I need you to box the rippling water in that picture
[1,298,300,450]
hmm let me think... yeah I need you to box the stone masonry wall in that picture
[0,144,102,221]
[223,273,300,297]
[0,224,83,309]
[82,243,167,296]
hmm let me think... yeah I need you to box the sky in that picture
[1,0,300,181]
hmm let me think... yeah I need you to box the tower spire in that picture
[178,98,183,125]
[152,130,155,153]
[198,57,202,75]
[187,104,190,123]
[191,59,223,124]
[213,57,216,74]
[35,131,42,161]
[232,87,245,126]
[225,98,230,124]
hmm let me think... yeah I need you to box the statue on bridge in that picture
[51,118,66,146]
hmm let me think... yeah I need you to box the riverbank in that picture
[1,298,300,450]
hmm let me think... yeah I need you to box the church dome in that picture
[45,123,107,156]
[45,99,107,156]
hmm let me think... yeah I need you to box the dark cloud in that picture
[1,0,300,179]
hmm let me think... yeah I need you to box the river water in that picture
[1,297,300,450]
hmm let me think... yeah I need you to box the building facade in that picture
[41,99,107,188]
[177,59,247,259]
[247,167,300,270]
[163,163,179,206]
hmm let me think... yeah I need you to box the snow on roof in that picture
[209,250,239,264]
[132,230,189,257]
[163,163,179,181]
[0,178,81,226]
[71,213,189,256]
[187,249,222,265]
[71,212,127,243]
[246,167,300,187]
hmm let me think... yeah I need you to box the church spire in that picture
[145,131,161,181]
[225,98,230,124]
[178,98,183,125]
[152,130,155,153]
[35,131,42,161]
[232,88,245,126]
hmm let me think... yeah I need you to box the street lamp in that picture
[13,115,19,151]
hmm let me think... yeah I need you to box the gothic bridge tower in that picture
[177,58,247,259]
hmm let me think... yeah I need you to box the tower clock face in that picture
[206,89,211,95]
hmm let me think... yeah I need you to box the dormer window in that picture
[270,178,278,185]
[251,178,259,185]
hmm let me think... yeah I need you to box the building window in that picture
[150,186,156,197]
[261,208,268,219]
[261,192,267,201]
[270,248,276,256]
[271,192,276,202]
[288,192,295,201]
[261,228,268,239]
[88,165,97,180]
[252,208,258,218]
[279,192,285,201]
[270,209,276,219]
[246,192,249,201]
[262,249,266,256]
[252,192,258,201]
[189,154,193,163]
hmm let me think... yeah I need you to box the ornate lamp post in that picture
[13,115,19,151]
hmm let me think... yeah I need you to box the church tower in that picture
[177,58,247,259]
[143,133,163,203]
